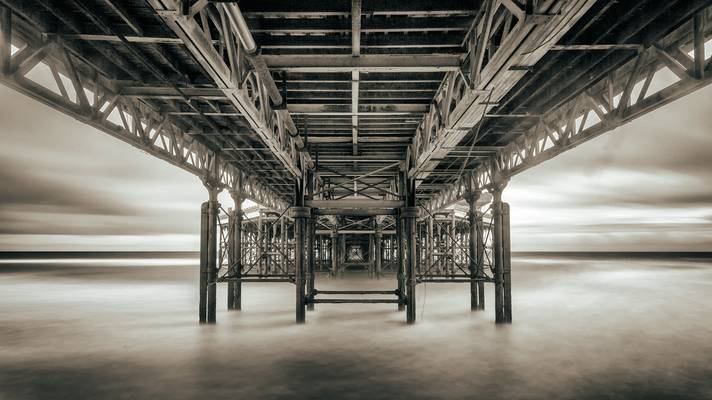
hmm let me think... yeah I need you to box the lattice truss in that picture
[0,1,309,210]
[415,203,494,282]
[425,5,712,211]
[217,205,297,282]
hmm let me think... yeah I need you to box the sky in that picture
[0,77,711,252]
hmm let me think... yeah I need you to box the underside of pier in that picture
[1,0,711,324]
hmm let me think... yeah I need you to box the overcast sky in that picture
[0,80,711,252]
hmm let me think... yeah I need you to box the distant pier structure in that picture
[1,0,710,324]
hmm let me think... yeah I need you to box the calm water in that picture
[1,253,711,399]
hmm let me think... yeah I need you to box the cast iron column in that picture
[292,206,310,323]
[229,189,243,310]
[403,206,419,324]
[492,181,509,324]
[330,230,338,276]
[199,201,209,323]
[206,184,220,324]
[306,211,316,311]
[465,191,481,311]
[502,202,512,323]
[396,211,406,311]
[375,226,382,279]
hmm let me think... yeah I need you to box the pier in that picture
[1,0,711,325]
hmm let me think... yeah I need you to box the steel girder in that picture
[426,6,712,211]
[408,0,598,182]
[147,0,312,178]
[0,12,286,210]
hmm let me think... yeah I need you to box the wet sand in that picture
[1,254,711,399]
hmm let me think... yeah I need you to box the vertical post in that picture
[451,212,456,275]
[375,226,382,279]
[0,6,11,75]
[295,210,308,323]
[292,178,308,324]
[404,206,418,324]
[427,216,434,275]
[492,181,508,324]
[206,186,219,324]
[403,172,418,324]
[306,212,316,310]
[476,211,486,309]
[256,212,263,274]
[330,230,338,276]
[280,215,287,272]
[368,233,375,278]
[466,191,480,311]
[339,234,346,277]
[502,202,512,323]
[199,202,209,323]
[227,209,236,310]
[229,189,243,311]
[396,212,406,311]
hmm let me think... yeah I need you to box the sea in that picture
[1,252,711,399]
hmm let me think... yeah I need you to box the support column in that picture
[492,181,510,324]
[403,206,419,324]
[465,191,481,311]
[306,212,316,311]
[330,230,338,276]
[375,226,382,279]
[292,205,310,323]
[339,234,346,276]
[280,215,286,272]
[199,202,209,323]
[229,189,243,311]
[396,211,406,311]
[502,202,512,323]
[451,213,457,275]
[427,216,434,275]
[227,209,236,310]
[256,212,264,274]
[204,184,220,324]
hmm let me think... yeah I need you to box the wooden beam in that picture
[351,0,361,57]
